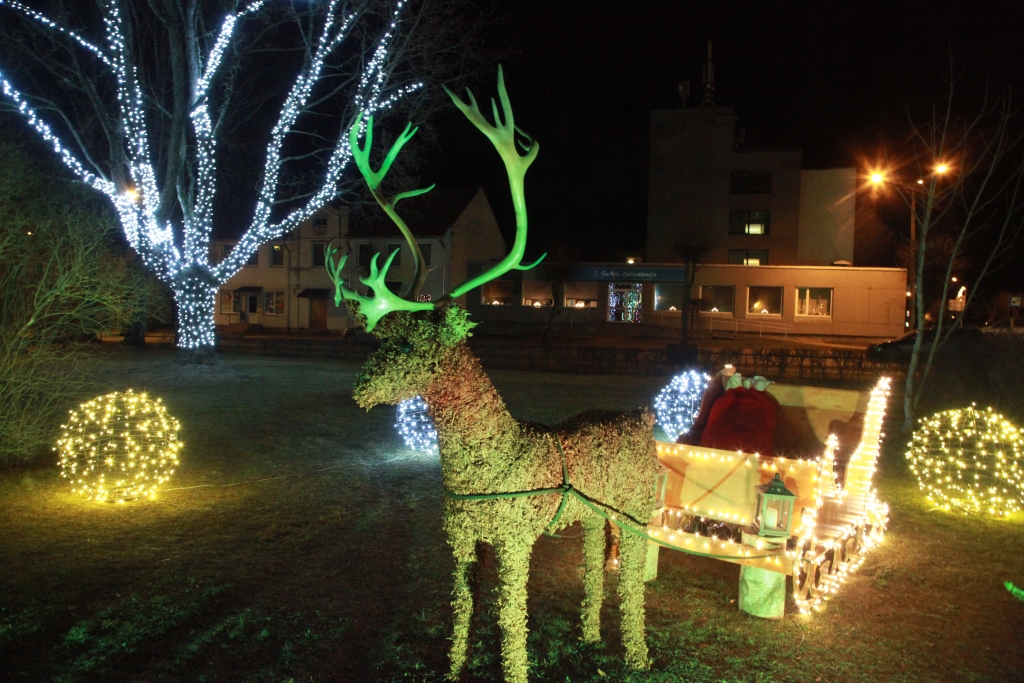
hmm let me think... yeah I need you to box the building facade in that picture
[212,188,507,332]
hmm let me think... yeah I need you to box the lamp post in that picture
[869,164,949,331]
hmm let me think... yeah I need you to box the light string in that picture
[1,0,421,350]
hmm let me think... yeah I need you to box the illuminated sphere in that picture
[396,395,438,455]
[57,390,183,503]
[654,369,711,441]
[907,405,1024,516]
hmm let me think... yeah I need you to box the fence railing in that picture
[703,315,794,338]
[694,347,904,383]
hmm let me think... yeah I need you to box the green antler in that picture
[327,67,544,332]
[349,116,434,299]
[325,243,432,331]
[441,65,545,301]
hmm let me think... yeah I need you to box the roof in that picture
[345,185,482,238]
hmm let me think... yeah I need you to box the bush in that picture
[0,139,147,464]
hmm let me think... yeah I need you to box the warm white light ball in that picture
[654,370,711,441]
[907,404,1024,516]
[57,390,183,503]
[396,395,438,455]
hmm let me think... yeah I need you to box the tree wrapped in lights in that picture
[0,0,465,360]
[395,395,438,454]
[653,369,711,441]
[57,390,183,503]
[907,404,1024,516]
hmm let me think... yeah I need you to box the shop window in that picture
[312,241,327,267]
[564,281,598,308]
[730,170,772,194]
[748,286,783,315]
[608,283,643,323]
[264,291,285,315]
[796,287,832,316]
[700,285,734,314]
[729,210,771,235]
[654,283,687,311]
[482,280,513,305]
[729,249,769,266]
[271,244,285,267]
[523,281,553,307]
[220,291,233,314]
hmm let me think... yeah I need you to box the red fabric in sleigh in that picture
[698,387,778,457]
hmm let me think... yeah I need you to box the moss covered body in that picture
[353,308,658,682]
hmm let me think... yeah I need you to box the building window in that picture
[730,170,772,194]
[271,244,285,267]
[564,281,598,308]
[523,281,553,307]
[223,244,233,260]
[312,241,327,267]
[729,249,769,266]
[796,287,832,317]
[729,210,771,235]
[387,243,402,267]
[699,285,734,314]
[418,242,432,267]
[654,283,687,311]
[608,283,643,323]
[357,243,374,272]
[264,291,285,315]
[481,280,513,305]
[244,248,258,267]
[220,291,233,314]
[748,286,783,315]
[313,216,328,227]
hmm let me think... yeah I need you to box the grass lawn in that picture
[1,348,1022,682]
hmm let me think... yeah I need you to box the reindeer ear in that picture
[439,306,477,347]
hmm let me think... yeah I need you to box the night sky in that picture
[421,0,1024,270]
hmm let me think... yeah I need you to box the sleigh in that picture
[645,377,891,616]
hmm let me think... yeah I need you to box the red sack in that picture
[699,387,778,457]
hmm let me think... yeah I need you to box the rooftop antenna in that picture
[701,40,715,107]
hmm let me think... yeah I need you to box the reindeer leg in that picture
[580,516,605,642]
[495,537,534,683]
[617,532,650,670]
[447,529,477,681]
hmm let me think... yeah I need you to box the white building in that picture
[212,188,506,332]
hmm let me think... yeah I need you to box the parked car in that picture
[981,319,1024,335]
[866,327,983,363]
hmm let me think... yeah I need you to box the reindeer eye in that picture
[398,338,413,354]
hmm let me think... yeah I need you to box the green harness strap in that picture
[442,432,782,562]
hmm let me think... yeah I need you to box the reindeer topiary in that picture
[327,69,659,683]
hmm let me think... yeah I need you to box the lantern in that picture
[753,473,796,538]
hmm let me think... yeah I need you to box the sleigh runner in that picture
[644,377,891,616]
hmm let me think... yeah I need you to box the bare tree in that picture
[0,0,487,361]
[892,66,1024,431]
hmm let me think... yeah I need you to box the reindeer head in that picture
[326,67,544,409]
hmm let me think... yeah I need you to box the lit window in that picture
[482,280,513,305]
[271,244,285,267]
[748,286,783,315]
[700,285,734,314]
[796,287,832,316]
[608,283,643,323]
[728,249,769,265]
[729,211,771,235]
[264,291,285,315]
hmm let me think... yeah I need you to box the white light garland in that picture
[1,0,421,352]
[56,390,183,503]
[396,395,438,455]
[653,369,711,441]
